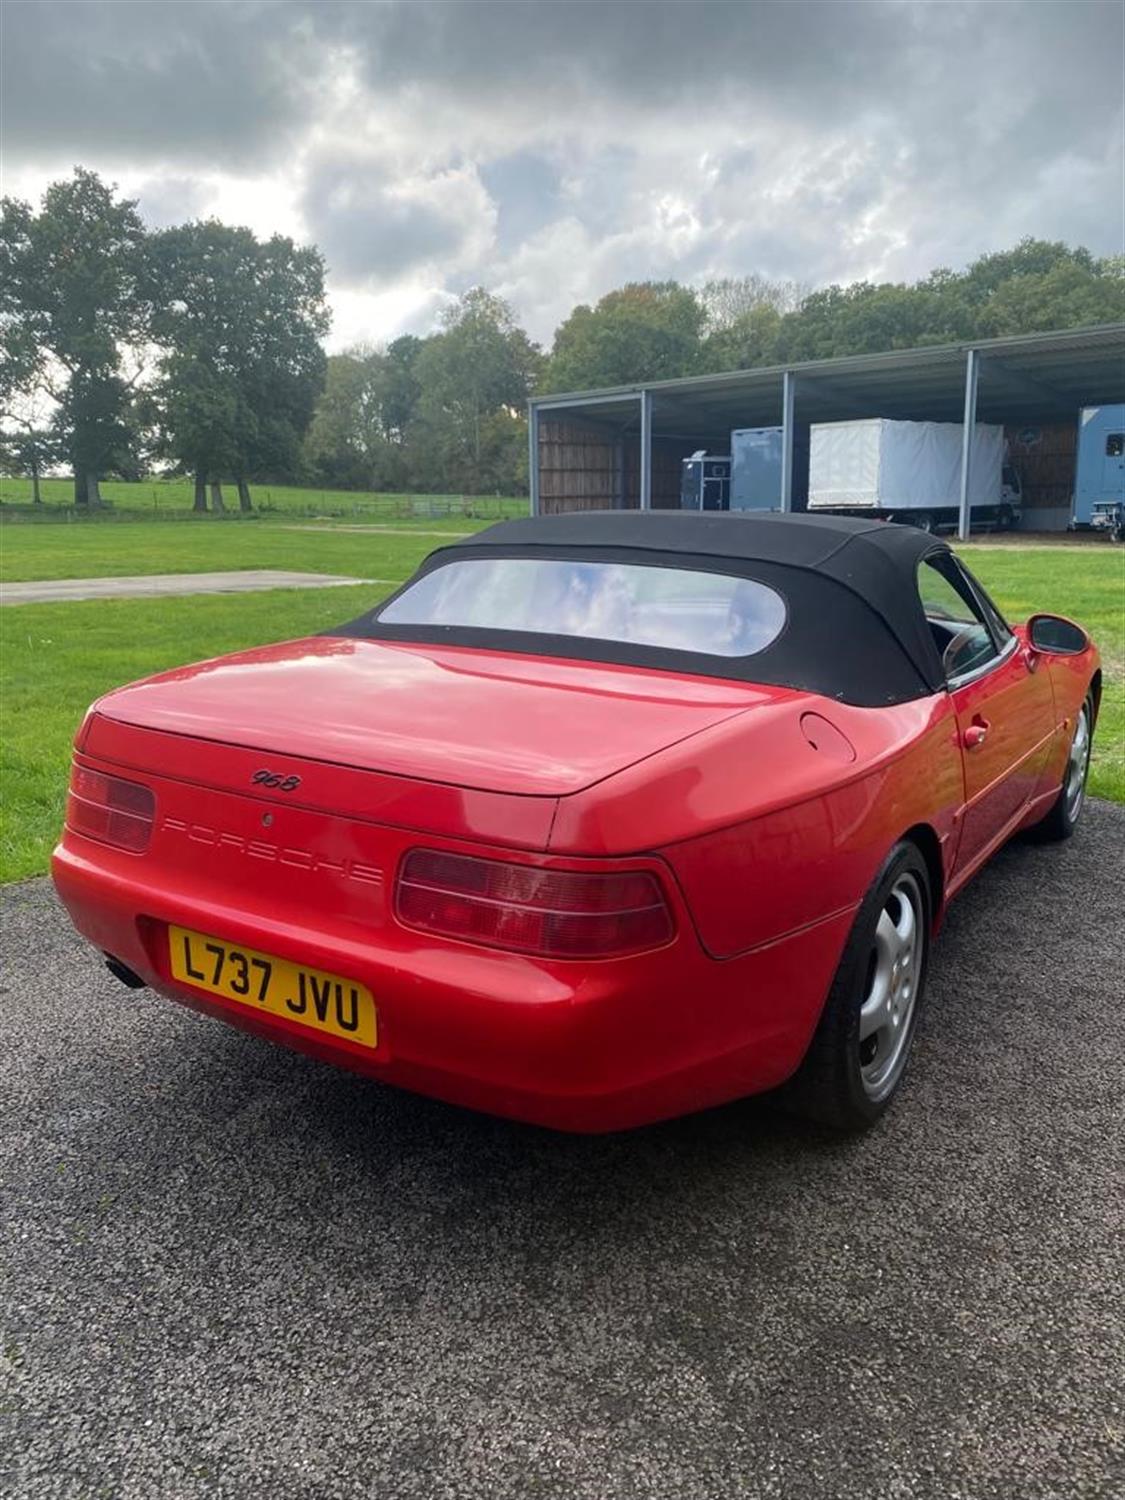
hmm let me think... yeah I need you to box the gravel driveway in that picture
[2,804,1123,1500]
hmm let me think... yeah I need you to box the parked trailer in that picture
[730,427,781,511]
[1072,404,1125,540]
[807,418,1011,533]
[729,426,812,512]
[680,451,731,510]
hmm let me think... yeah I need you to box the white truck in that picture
[806,418,1019,533]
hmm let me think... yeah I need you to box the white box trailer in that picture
[807,418,1013,531]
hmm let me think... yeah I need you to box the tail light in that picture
[67,765,155,853]
[396,850,674,959]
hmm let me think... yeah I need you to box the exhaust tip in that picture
[104,954,147,990]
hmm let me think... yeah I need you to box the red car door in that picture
[918,554,1055,874]
[949,640,1055,865]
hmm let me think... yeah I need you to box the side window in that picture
[952,556,1013,649]
[1107,433,1124,458]
[917,556,999,683]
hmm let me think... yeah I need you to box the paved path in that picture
[281,524,473,537]
[2,803,1123,1500]
[1,570,377,605]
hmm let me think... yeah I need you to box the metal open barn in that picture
[527,322,1125,537]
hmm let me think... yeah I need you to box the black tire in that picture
[781,841,932,1130]
[909,511,934,533]
[1027,694,1094,843]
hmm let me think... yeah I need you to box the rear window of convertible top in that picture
[377,557,787,659]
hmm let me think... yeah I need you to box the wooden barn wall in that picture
[1004,422,1076,514]
[538,417,689,513]
[539,417,618,513]
[624,438,685,510]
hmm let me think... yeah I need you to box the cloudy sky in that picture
[2,1,1122,349]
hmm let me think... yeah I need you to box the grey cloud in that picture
[313,0,1123,156]
[478,152,562,255]
[315,0,912,119]
[2,0,1121,342]
[9,2,1120,180]
[301,152,490,285]
[0,0,323,170]
[557,147,641,237]
[133,175,210,229]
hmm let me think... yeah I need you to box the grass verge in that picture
[0,518,461,583]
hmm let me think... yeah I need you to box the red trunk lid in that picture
[88,636,760,797]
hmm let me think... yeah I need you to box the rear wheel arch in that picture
[900,822,945,923]
[1089,669,1102,727]
[781,837,934,1128]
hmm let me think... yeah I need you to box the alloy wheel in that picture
[858,871,924,1102]
[1065,705,1091,823]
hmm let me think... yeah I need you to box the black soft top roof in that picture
[471,508,941,572]
[470,511,944,666]
[332,511,952,706]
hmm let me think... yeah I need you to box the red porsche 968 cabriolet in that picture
[52,513,1100,1131]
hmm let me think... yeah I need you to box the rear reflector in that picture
[67,765,155,853]
[396,849,674,959]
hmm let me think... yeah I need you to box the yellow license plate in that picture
[169,925,377,1048]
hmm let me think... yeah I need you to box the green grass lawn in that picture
[0,516,469,583]
[0,475,526,523]
[1,585,378,882]
[957,544,1124,806]
[1,534,1120,884]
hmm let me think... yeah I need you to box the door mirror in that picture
[1028,613,1088,655]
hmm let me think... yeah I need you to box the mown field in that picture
[1,583,379,882]
[0,475,526,523]
[1,512,1121,883]
[0,517,466,583]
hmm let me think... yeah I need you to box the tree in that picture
[152,355,246,510]
[303,349,389,489]
[148,220,329,509]
[235,232,330,502]
[53,370,140,505]
[0,169,149,506]
[701,304,785,372]
[382,335,423,441]
[411,289,540,493]
[750,237,1125,375]
[0,419,56,504]
[771,280,961,363]
[960,238,1095,297]
[304,334,428,491]
[0,203,41,414]
[968,248,1125,336]
[699,274,807,333]
[546,282,704,392]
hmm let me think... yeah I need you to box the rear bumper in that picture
[52,834,852,1132]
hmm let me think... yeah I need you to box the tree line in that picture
[2,168,1121,506]
[1,169,328,510]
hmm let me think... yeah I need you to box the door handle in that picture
[963,718,990,750]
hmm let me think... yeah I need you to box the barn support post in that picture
[639,390,653,510]
[780,371,796,512]
[613,437,625,509]
[527,402,540,515]
[958,349,980,540]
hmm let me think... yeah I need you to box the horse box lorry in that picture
[806,417,1016,533]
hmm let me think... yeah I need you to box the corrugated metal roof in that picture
[532,322,1125,438]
